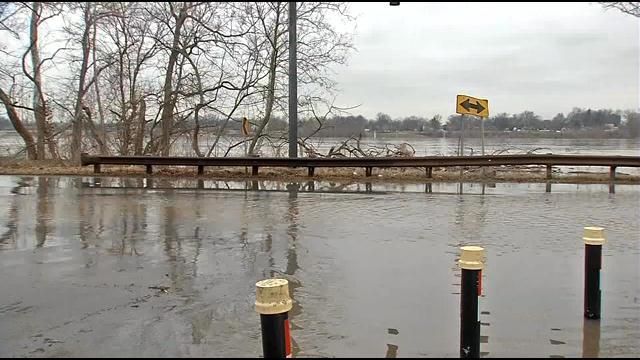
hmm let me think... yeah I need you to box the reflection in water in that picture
[284,183,302,356]
[77,176,636,196]
[582,319,600,358]
[0,177,32,250]
[164,190,187,294]
[35,177,53,248]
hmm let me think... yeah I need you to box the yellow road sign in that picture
[241,117,251,136]
[456,95,489,118]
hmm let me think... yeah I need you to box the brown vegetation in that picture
[1,158,637,185]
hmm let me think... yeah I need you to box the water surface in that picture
[0,175,638,357]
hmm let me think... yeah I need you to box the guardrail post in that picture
[426,166,433,178]
[146,165,153,175]
[308,167,315,177]
[255,278,293,358]
[609,166,616,183]
[459,246,484,358]
[93,164,101,174]
[198,165,204,175]
[366,167,372,177]
[252,166,259,176]
[546,165,552,180]
[583,227,605,319]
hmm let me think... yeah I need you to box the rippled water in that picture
[0,175,638,357]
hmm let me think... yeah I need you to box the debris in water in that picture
[149,285,170,293]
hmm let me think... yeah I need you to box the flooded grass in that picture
[1,159,638,185]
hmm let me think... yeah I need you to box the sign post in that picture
[456,95,490,175]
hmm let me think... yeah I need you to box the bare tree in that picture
[1,2,355,160]
[247,2,354,156]
[0,2,62,160]
[150,2,191,156]
[65,2,116,163]
[96,2,162,155]
[22,2,63,159]
[0,3,37,159]
[600,2,640,16]
[0,87,37,159]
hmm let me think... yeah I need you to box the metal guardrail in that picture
[80,153,640,180]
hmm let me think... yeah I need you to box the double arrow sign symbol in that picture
[459,99,485,114]
[456,95,489,117]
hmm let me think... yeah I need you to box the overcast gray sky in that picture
[329,2,639,120]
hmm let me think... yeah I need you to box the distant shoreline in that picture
[1,129,640,140]
[355,131,640,140]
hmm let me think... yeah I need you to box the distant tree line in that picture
[287,108,637,138]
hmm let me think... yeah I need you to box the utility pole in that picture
[288,2,298,158]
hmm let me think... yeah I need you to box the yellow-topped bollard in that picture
[458,246,485,270]
[256,278,293,315]
[583,227,605,246]
[583,227,605,319]
[458,246,485,358]
[255,278,293,358]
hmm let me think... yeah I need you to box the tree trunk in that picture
[160,7,187,156]
[0,88,37,160]
[92,16,107,154]
[82,105,107,154]
[133,98,146,155]
[30,2,45,160]
[248,7,282,155]
[192,104,204,157]
[71,5,92,163]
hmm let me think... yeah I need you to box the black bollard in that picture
[458,246,484,358]
[583,227,605,319]
[256,278,293,358]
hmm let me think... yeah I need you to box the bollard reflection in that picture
[582,318,601,358]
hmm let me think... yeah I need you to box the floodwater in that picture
[2,130,640,159]
[0,175,638,357]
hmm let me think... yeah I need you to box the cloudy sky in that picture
[329,2,638,120]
